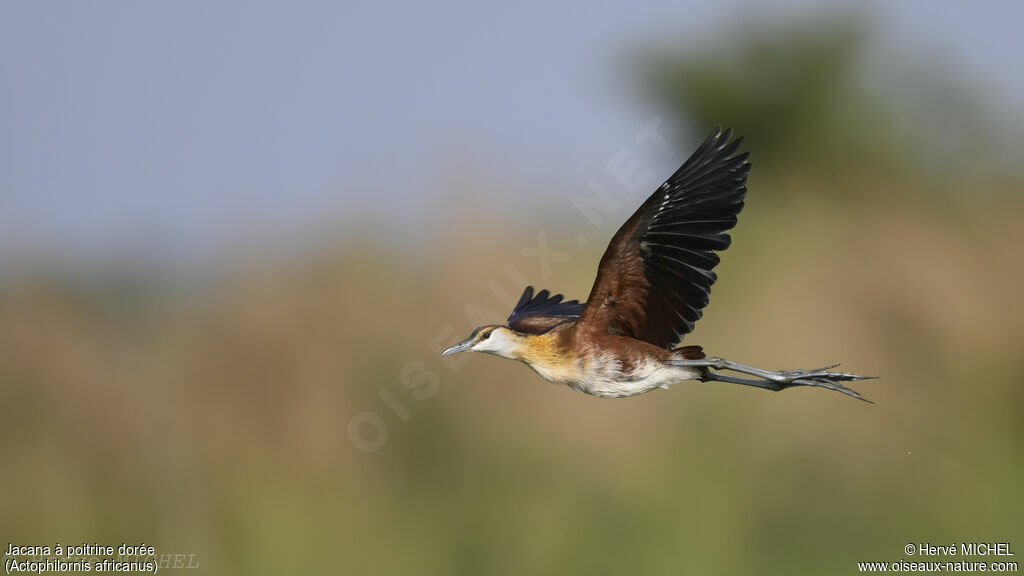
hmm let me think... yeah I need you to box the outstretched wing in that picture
[577,127,750,349]
[506,286,584,334]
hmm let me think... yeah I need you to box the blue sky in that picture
[2,1,1022,266]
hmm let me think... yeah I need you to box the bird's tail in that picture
[671,345,705,360]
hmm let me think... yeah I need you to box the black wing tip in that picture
[507,285,584,325]
[669,126,750,186]
[515,285,535,309]
[708,125,741,144]
[703,127,749,168]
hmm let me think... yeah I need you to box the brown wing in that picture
[506,286,584,335]
[577,127,750,349]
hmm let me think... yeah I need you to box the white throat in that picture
[471,330,520,359]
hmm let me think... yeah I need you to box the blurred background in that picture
[2,1,1023,574]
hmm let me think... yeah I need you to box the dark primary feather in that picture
[578,127,751,349]
[506,286,584,334]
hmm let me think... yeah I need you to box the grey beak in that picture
[440,337,474,357]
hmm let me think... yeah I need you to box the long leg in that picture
[668,356,875,402]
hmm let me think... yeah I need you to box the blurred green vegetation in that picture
[2,14,1023,576]
[642,18,890,175]
[638,15,1023,190]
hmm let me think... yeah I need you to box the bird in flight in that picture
[441,127,874,401]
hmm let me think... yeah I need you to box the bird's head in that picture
[440,325,526,359]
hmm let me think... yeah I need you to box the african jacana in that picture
[441,127,874,401]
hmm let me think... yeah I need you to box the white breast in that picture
[525,354,702,399]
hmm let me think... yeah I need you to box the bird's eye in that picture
[482,331,491,340]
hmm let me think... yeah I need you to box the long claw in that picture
[785,368,872,382]
[792,377,873,404]
[781,366,876,402]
